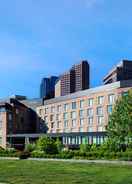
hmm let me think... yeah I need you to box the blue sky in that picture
[0,0,132,98]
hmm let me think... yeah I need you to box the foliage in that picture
[55,138,63,153]
[80,144,91,153]
[25,143,36,152]
[36,136,58,154]
[107,90,132,151]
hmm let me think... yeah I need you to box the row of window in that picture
[45,105,113,122]
[42,94,115,115]
[62,136,105,145]
[50,116,105,130]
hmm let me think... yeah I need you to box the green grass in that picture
[0,160,132,184]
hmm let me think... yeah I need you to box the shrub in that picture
[55,138,63,153]
[25,143,36,152]
[80,144,91,153]
[36,136,58,154]
[31,150,45,158]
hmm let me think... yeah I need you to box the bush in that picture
[31,150,45,158]
[55,138,63,153]
[19,151,30,159]
[80,144,91,153]
[25,143,36,152]
[36,136,58,154]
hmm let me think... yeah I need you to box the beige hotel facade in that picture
[37,80,132,146]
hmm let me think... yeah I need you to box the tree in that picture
[107,90,132,151]
[36,136,58,154]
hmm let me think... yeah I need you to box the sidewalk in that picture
[0,157,132,165]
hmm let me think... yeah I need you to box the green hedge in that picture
[30,150,132,160]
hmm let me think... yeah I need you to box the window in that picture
[57,121,61,129]
[108,94,115,104]
[79,110,84,118]
[80,100,84,108]
[0,121,2,129]
[64,120,68,128]
[64,104,68,111]
[107,105,113,114]
[80,119,84,126]
[44,116,48,123]
[51,122,54,129]
[51,106,55,113]
[8,113,12,121]
[79,127,83,132]
[97,107,103,115]
[72,119,76,127]
[88,117,93,125]
[88,127,93,132]
[50,115,54,121]
[87,108,93,116]
[63,112,68,120]
[56,114,61,121]
[88,98,93,107]
[45,108,48,114]
[72,102,76,109]
[97,116,104,125]
[71,111,77,119]
[57,105,61,112]
[39,109,43,115]
[98,96,104,105]
[97,126,103,132]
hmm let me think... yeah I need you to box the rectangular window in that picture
[79,110,84,118]
[79,127,83,132]
[50,115,54,121]
[98,96,104,105]
[71,111,77,119]
[88,98,93,107]
[108,94,115,104]
[64,104,69,111]
[51,106,55,113]
[45,108,48,114]
[57,105,61,112]
[56,114,61,121]
[97,126,103,132]
[51,122,54,129]
[72,102,76,109]
[63,112,68,120]
[88,127,93,132]
[87,108,94,116]
[44,116,48,123]
[57,121,61,129]
[80,119,84,126]
[0,121,2,129]
[72,119,76,127]
[97,116,104,125]
[107,105,113,114]
[8,113,12,121]
[80,100,84,108]
[97,106,103,115]
[64,120,68,128]
[88,117,93,125]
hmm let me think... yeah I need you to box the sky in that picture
[0,0,132,98]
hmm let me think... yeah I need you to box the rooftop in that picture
[43,80,132,106]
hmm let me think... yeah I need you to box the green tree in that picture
[55,138,63,153]
[36,136,58,154]
[107,90,132,151]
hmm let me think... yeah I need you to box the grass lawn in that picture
[0,160,132,184]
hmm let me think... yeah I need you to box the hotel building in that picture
[37,80,132,146]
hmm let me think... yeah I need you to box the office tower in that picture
[103,60,132,84]
[40,76,58,99]
[55,60,90,97]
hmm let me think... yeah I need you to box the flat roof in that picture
[43,80,132,106]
